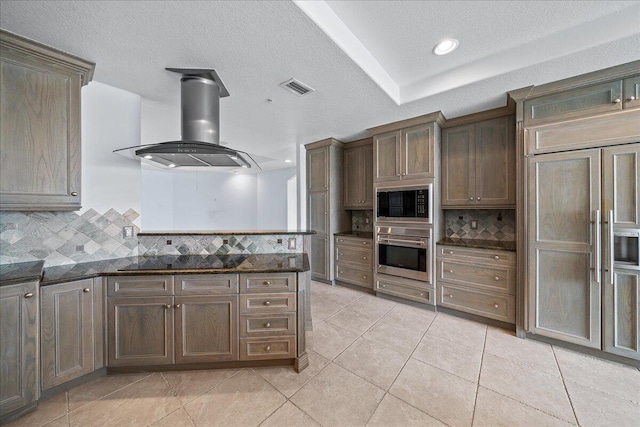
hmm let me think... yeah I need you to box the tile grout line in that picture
[470,325,488,426]
[551,345,581,426]
[66,373,154,415]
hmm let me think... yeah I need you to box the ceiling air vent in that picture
[280,78,315,96]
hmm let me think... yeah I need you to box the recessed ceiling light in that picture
[433,38,459,56]
[284,159,292,163]
[168,163,176,168]
[143,154,153,159]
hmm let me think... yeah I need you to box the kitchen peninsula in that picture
[0,230,314,424]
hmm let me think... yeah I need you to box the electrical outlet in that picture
[123,226,134,239]
[288,238,297,250]
[470,220,478,229]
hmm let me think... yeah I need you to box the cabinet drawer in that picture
[175,274,238,295]
[240,313,296,337]
[107,275,174,297]
[336,264,373,288]
[438,283,515,323]
[437,260,515,294]
[240,336,296,361]
[335,236,373,248]
[376,278,434,305]
[438,245,515,266]
[239,273,296,293]
[336,246,373,267]
[524,80,623,126]
[239,293,296,314]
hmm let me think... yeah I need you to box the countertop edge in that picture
[138,230,317,236]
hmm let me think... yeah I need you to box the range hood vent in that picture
[114,68,259,170]
[280,78,315,96]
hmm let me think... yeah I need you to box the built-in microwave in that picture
[377,186,429,221]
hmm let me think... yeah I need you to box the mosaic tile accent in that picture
[138,234,304,256]
[0,208,140,266]
[444,209,515,241]
[351,210,374,232]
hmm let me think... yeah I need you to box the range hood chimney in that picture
[114,68,258,170]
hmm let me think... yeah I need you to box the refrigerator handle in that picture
[608,209,614,285]
[594,210,601,284]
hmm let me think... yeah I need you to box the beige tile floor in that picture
[9,281,640,427]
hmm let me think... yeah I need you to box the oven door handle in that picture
[378,238,426,246]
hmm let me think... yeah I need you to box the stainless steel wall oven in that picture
[376,226,431,282]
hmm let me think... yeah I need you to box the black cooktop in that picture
[117,254,250,271]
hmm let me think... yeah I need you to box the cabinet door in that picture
[307,147,329,192]
[441,125,475,206]
[475,116,516,206]
[343,147,362,209]
[602,144,640,231]
[528,149,602,348]
[40,279,94,390]
[374,131,400,182]
[108,297,174,366]
[0,282,38,416]
[0,43,83,210]
[361,144,374,208]
[623,75,640,110]
[401,123,434,179]
[175,295,238,363]
[309,192,328,235]
[310,236,328,280]
[604,270,639,360]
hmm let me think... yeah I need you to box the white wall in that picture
[81,82,141,223]
[256,167,296,230]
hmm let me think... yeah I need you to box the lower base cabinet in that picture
[335,235,373,289]
[604,269,640,360]
[0,281,39,420]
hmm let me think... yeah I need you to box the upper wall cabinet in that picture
[343,138,373,209]
[370,114,443,184]
[442,115,515,208]
[0,30,94,211]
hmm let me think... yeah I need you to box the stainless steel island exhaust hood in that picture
[114,68,259,170]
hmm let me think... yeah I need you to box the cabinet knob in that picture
[613,98,621,104]
[494,255,500,260]
[265,346,271,352]
[494,303,499,309]
[164,304,171,309]
[449,294,454,298]
[265,322,271,328]
[420,293,424,297]
[628,96,636,101]
[71,192,78,196]
[476,197,481,201]
[24,292,34,299]
[339,253,344,256]
[175,304,181,308]
[83,288,90,293]
[469,197,474,201]
[382,284,386,288]
[363,256,367,260]
[449,250,454,254]
[263,281,271,285]
[448,269,454,273]
[494,276,500,281]
[362,276,367,279]
[264,301,271,306]
[362,242,367,245]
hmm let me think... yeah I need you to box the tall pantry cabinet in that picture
[305,139,349,282]
[516,63,640,361]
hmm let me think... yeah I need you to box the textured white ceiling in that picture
[1,1,639,171]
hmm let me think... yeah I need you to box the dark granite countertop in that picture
[138,230,316,236]
[437,238,516,252]
[0,261,44,286]
[40,253,310,286]
[334,231,374,240]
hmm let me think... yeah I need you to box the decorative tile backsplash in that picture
[138,234,303,256]
[0,208,140,266]
[444,209,515,241]
[351,210,373,232]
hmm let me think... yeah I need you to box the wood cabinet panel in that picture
[240,313,296,337]
[344,141,373,209]
[623,75,640,110]
[175,274,238,295]
[239,336,296,361]
[239,293,296,314]
[0,30,93,211]
[309,192,328,235]
[107,275,174,297]
[604,270,639,360]
[174,295,238,363]
[108,297,174,367]
[310,236,328,279]
[437,246,515,265]
[335,264,372,288]
[240,273,296,293]
[0,281,38,417]
[441,125,474,206]
[336,246,372,267]
[375,276,434,305]
[308,147,328,192]
[437,260,515,294]
[438,283,515,323]
[362,144,374,206]
[40,279,94,390]
[402,123,434,179]
[603,144,640,227]
[374,131,400,182]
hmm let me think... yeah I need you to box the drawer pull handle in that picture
[382,284,386,288]
[494,276,500,281]
[71,191,78,196]
[448,269,454,273]
[83,288,90,293]
[362,242,367,245]
[613,98,621,104]
[469,196,474,201]
[339,253,344,255]
[265,322,271,328]
[164,304,171,309]
[494,303,499,309]
[628,96,636,101]
[24,292,34,299]
[175,304,181,308]
[448,294,453,298]
[263,281,271,285]
[420,293,424,297]
[363,256,367,260]
[264,301,271,306]
[362,276,367,279]
[494,255,500,260]
[265,346,271,352]
[449,250,454,254]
